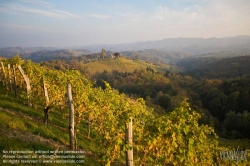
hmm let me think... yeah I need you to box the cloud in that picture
[52,10,81,19]
[18,0,52,8]
[88,14,113,20]
[119,13,146,23]
[19,8,80,19]
[149,0,250,28]
[1,0,250,46]
[0,3,80,19]
[0,23,75,34]
[0,23,36,31]
[205,0,250,21]
[121,0,250,39]
[150,6,199,23]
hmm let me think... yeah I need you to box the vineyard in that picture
[0,55,249,165]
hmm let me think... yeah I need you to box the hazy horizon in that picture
[1,0,250,47]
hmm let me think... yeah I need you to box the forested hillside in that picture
[177,52,249,69]
[0,47,57,58]
[180,55,250,78]
[88,54,250,140]
[22,49,92,62]
[175,55,250,138]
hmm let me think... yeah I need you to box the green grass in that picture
[0,84,98,165]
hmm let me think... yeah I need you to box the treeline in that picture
[20,49,120,64]
[21,49,92,62]
[32,51,100,63]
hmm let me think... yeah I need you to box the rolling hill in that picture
[0,47,57,58]
[178,55,250,78]
[1,36,250,63]
[22,49,92,62]
[120,49,191,63]
[83,57,170,76]
[80,36,250,55]
[176,51,247,71]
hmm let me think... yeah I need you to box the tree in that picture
[101,48,106,60]
[114,52,120,58]
[164,70,171,78]
[10,54,22,65]
[146,67,154,73]
[158,94,171,110]
[134,55,139,61]
[227,91,239,103]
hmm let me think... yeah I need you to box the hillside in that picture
[39,56,174,79]
[121,49,176,63]
[178,55,250,78]
[0,56,250,165]
[22,49,92,62]
[1,81,248,165]
[176,51,246,71]
[83,57,171,75]
[27,48,190,64]
[0,47,57,58]
[81,36,250,55]
[0,84,97,165]
[0,48,92,62]
[2,36,250,62]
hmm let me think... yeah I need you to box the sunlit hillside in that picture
[83,57,171,75]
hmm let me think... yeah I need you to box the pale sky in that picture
[0,0,250,47]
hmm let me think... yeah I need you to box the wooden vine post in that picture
[0,63,1,82]
[126,118,133,166]
[43,78,50,124]
[88,119,91,138]
[67,83,75,150]
[17,65,31,107]
[43,78,49,106]
[7,64,12,92]
[13,65,17,98]
[0,62,7,87]
[0,62,2,85]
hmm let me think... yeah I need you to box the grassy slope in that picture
[84,58,171,75]
[0,84,98,165]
